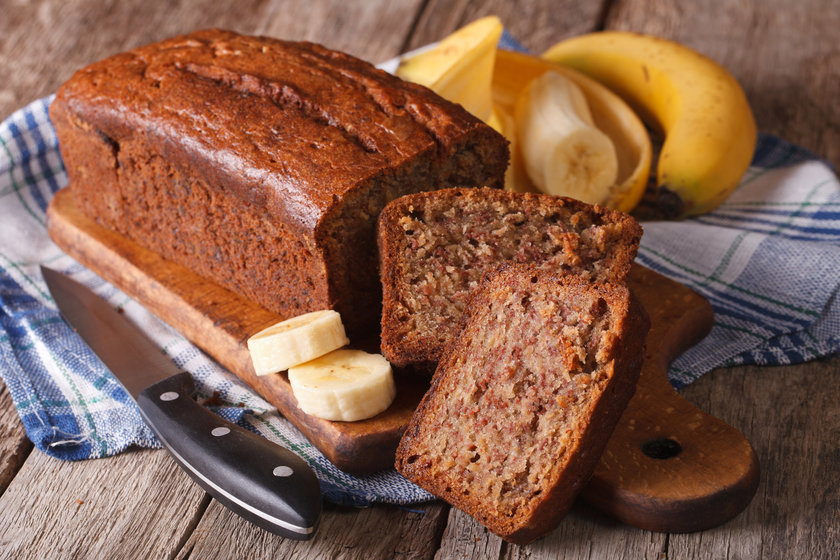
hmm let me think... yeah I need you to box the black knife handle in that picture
[136,372,321,540]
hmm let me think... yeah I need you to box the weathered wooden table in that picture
[1,1,838,558]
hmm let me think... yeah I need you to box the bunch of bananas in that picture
[396,17,757,219]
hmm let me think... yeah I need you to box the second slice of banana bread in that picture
[394,264,649,544]
[377,188,642,368]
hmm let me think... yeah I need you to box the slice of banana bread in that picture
[378,188,642,368]
[394,264,649,544]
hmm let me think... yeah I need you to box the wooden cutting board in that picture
[46,187,758,532]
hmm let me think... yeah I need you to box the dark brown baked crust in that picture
[50,29,509,336]
[378,187,642,367]
[394,264,649,544]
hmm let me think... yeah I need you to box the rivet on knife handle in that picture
[135,371,322,540]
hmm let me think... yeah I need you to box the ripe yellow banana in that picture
[544,32,757,218]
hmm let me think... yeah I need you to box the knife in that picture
[41,266,321,540]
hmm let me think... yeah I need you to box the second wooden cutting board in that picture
[46,187,758,532]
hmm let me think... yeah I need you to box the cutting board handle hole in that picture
[641,438,682,460]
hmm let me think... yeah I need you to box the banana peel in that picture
[396,15,503,131]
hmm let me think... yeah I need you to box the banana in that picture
[247,310,349,376]
[492,50,652,212]
[288,349,396,422]
[396,16,503,131]
[515,71,619,205]
[543,32,757,218]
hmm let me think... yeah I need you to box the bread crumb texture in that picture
[379,188,641,364]
[395,265,648,544]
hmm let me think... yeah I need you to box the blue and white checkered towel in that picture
[1,69,838,505]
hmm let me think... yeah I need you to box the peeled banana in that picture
[288,349,396,422]
[515,71,619,205]
[492,50,652,212]
[544,32,757,218]
[247,310,349,376]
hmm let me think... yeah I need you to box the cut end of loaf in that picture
[395,264,649,544]
[318,137,509,337]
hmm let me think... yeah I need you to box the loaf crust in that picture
[50,29,509,336]
[378,187,642,367]
[395,264,649,544]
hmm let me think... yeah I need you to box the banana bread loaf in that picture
[378,188,642,367]
[394,264,649,544]
[49,29,509,336]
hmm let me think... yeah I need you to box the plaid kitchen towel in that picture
[1,73,839,505]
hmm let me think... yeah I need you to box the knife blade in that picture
[41,266,321,540]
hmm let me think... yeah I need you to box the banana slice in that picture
[515,71,619,205]
[288,349,396,422]
[247,310,349,376]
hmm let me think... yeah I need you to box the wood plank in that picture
[256,0,422,62]
[178,497,448,559]
[502,507,667,560]
[0,0,421,120]
[675,360,840,559]
[0,448,208,558]
[0,0,264,118]
[435,508,505,559]
[406,0,606,52]
[434,504,668,560]
[0,383,32,495]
